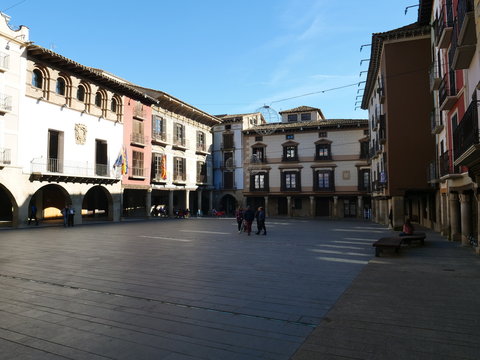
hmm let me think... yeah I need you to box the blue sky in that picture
[5,0,419,119]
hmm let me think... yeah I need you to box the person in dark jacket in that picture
[255,207,266,235]
[235,207,244,233]
[243,206,255,236]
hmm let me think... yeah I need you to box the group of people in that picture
[235,206,266,236]
[61,205,76,227]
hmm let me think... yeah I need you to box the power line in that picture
[2,0,27,12]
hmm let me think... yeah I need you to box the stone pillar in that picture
[391,196,405,230]
[35,192,43,222]
[459,193,471,246]
[449,192,460,241]
[197,189,203,216]
[71,195,83,226]
[357,196,363,219]
[380,199,388,225]
[146,189,152,218]
[168,190,174,217]
[287,196,292,217]
[185,189,190,211]
[310,196,315,217]
[264,196,269,217]
[441,193,449,236]
[333,196,338,218]
[209,191,213,212]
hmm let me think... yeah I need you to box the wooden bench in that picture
[372,237,403,257]
[400,232,426,246]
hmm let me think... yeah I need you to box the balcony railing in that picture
[429,61,442,91]
[152,131,167,143]
[0,93,12,113]
[439,150,456,177]
[0,52,9,70]
[427,160,438,183]
[31,158,117,178]
[439,74,457,111]
[457,0,476,46]
[130,132,146,145]
[378,114,386,144]
[435,0,454,48]
[196,143,207,153]
[450,20,476,70]
[431,108,444,134]
[173,173,186,182]
[453,99,480,161]
[0,148,11,164]
[249,154,267,164]
[220,141,235,150]
[173,137,189,148]
[133,103,145,118]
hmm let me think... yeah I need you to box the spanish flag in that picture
[161,154,167,180]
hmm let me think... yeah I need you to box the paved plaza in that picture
[0,218,386,359]
[1,218,480,360]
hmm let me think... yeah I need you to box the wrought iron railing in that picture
[131,132,146,145]
[427,160,438,182]
[439,74,456,106]
[0,148,11,164]
[453,99,479,159]
[439,150,452,177]
[435,0,454,44]
[152,131,167,143]
[31,158,116,177]
[95,163,109,176]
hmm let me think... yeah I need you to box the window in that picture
[252,147,265,163]
[174,123,185,146]
[222,133,234,149]
[94,92,102,107]
[132,151,144,177]
[131,119,144,144]
[110,97,118,113]
[152,153,167,181]
[250,172,269,191]
[197,131,206,152]
[315,143,331,160]
[358,169,370,191]
[287,114,297,122]
[56,78,66,95]
[255,136,263,142]
[32,69,43,88]
[301,113,311,121]
[223,152,233,168]
[47,129,64,173]
[152,115,165,141]
[77,85,86,102]
[360,141,369,159]
[223,171,234,189]
[283,145,298,161]
[174,157,186,181]
[286,134,294,140]
[95,139,108,176]
[282,171,301,191]
[225,124,231,130]
[315,170,334,191]
[197,161,207,183]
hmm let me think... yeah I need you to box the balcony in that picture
[130,132,146,146]
[151,131,168,144]
[173,137,189,149]
[435,1,454,48]
[0,148,11,165]
[0,52,9,71]
[0,93,12,114]
[453,100,480,168]
[196,143,208,154]
[429,61,442,91]
[451,20,476,70]
[431,109,444,134]
[439,75,457,111]
[173,173,186,183]
[30,158,119,184]
[378,114,386,144]
[133,103,145,119]
[220,142,234,150]
[457,0,476,46]
[249,154,267,164]
[427,160,438,183]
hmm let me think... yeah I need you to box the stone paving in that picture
[0,218,386,360]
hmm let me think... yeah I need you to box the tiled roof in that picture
[360,22,430,109]
[244,119,368,133]
[279,106,320,114]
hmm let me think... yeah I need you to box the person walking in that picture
[28,204,39,225]
[255,207,267,235]
[235,207,244,233]
[67,205,75,227]
[243,205,255,236]
[61,205,69,227]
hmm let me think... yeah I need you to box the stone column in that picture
[357,196,363,219]
[459,193,471,246]
[71,195,83,226]
[287,196,292,217]
[391,196,404,230]
[333,196,338,218]
[449,192,460,241]
[209,191,213,212]
[168,190,174,217]
[146,189,152,218]
[264,196,269,217]
[185,189,190,211]
[310,196,315,217]
[197,189,203,216]
[441,193,449,236]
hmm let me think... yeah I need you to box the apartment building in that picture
[428,0,479,246]
[0,13,29,227]
[212,112,263,214]
[361,21,435,230]
[242,106,370,218]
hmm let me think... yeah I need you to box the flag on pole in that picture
[161,154,167,180]
[113,146,128,175]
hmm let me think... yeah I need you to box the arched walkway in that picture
[29,184,71,225]
[82,186,113,221]
[0,184,16,227]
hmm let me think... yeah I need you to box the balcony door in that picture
[95,139,108,176]
[48,129,64,173]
